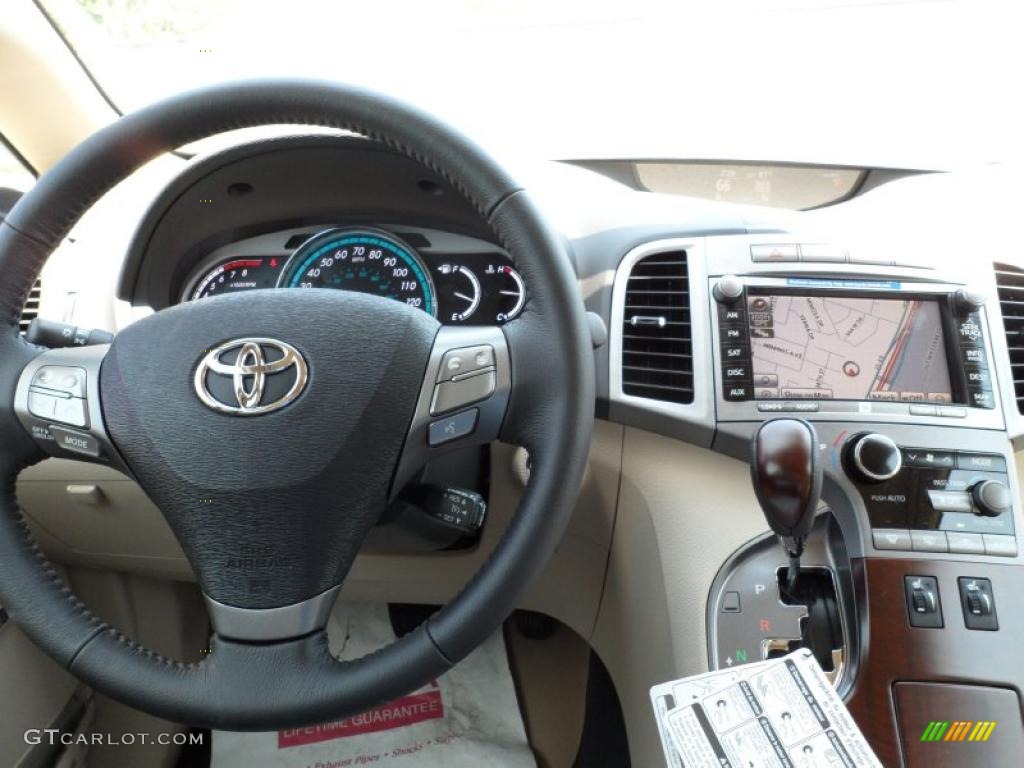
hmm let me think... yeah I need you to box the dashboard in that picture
[178,225,525,325]
[18,130,1024,766]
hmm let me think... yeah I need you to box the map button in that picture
[757,402,785,412]
[937,406,967,418]
[968,389,995,409]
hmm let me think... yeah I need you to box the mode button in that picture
[48,426,101,458]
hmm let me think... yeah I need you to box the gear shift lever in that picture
[750,418,823,594]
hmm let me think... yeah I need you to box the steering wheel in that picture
[0,81,594,729]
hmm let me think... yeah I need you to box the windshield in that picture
[39,0,1020,168]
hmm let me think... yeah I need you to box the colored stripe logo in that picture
[921,721,997,742]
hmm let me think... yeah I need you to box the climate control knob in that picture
[846,433,902,483]
[971,480,1011,517]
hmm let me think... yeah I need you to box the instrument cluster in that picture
[181,227,525,325]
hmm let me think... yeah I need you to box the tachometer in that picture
[279,228,436,316]
[186,257,284,301]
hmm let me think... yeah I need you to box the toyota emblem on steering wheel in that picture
[194,338,308,415]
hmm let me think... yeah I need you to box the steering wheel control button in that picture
[29,387,88,428]
[436,345,495,382]
[430,369,496,416]
[873,528,912,551]
[27,389,61,419]
[428,408,479,446]
[32,365,88,397]
[911,530,949,554]
[48,426,102,458]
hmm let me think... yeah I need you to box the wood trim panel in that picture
[846,557,1024,765]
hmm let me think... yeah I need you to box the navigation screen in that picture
[748,294,953,402]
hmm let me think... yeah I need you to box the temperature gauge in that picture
[492,265,525,322]
[437,263,482,322]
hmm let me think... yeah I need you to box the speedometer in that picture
[279,228,436,316]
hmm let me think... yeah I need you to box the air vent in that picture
[994,262,1024,412]
[621,250,693,403]
[19,278,41,335]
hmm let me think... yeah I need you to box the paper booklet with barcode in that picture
[650,648,882,768]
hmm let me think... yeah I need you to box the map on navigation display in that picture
[748,294,952,402]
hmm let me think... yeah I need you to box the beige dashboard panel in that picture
[14,420,622,642]
[592,426,769,768]
[16,459,193,579]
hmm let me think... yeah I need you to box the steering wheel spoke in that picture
[13,342,133,475]
[391,325,512,495]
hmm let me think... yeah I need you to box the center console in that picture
[699,239,1024,765]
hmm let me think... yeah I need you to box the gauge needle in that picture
[499,290,520,296]
[454,291,473,302]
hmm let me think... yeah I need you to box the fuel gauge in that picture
[437,263,481,322]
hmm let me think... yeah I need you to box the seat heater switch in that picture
[430,369,496,416]
[904,575,943,628]
[436,345,495,382]
[958,577,998,631]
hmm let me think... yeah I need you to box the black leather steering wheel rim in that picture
[0,80,594,729]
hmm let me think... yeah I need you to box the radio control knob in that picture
[713,275,744,304]
[954,288,986,314]
[846,433,902,483]
[971,480,1011,517]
